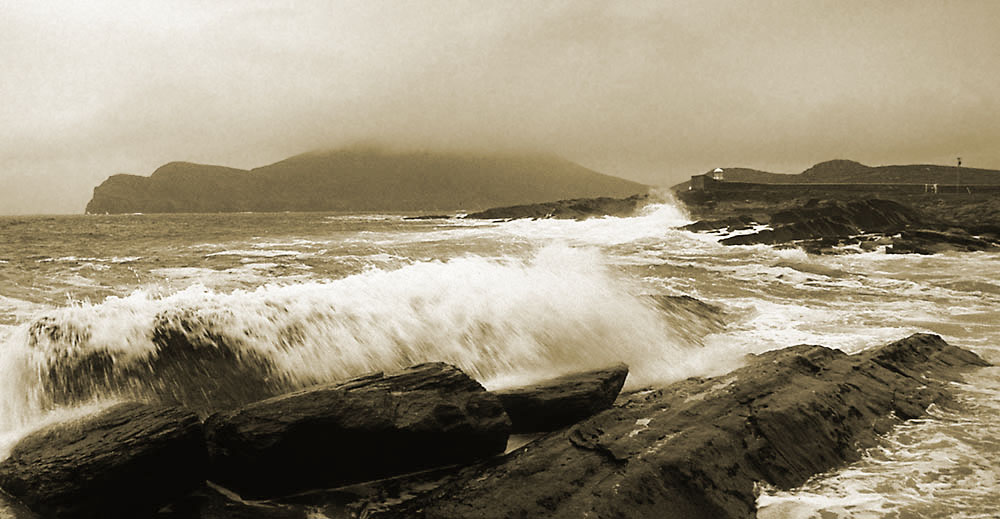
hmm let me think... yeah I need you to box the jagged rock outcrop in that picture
[0,403,207,519]
[369,334,988,519]
[720,199,921,246]
[887,229,998,254]
[494,364,629,433]
[86,148,647,214]
[681,215,757,232]
[203,362,510,498]
[465,194,649,220]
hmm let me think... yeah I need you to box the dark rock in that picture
[720,199,922,247]
[403,215,451,220]
[203,362,510,498]
[372,334,988,519]
[721,216,860,245]
[0,489,38,519]
[156,482,308,519]
[681,215,757,232]
[465,194,648,220]
[887,229,997,254]
[0,403,207,519]
[494,364,629,433]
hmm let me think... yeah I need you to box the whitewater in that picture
[1,198,998,517]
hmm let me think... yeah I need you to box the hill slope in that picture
[673,160,1000,190]
[86,149,648,214]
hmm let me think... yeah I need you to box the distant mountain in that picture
[672,160,1000,190]
[85,148,648,214]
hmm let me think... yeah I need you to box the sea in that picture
[1,198,998,518]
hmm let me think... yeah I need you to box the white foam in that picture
[0,244,739,434]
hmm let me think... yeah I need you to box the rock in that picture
[887,229,997,254]
[156,482,308,519]
[721,216,860,246]
[203,362,510,498]
[719,199,922,247]
[648,295,727,346]
[494,364,629,434]
[0,489,38,519]
[372,334,988,519]
[0,403,207,519]
[681,215,756,232]
[465,194,648,220]
[403,215,452,220]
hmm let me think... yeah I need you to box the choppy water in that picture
[1,199,998,516]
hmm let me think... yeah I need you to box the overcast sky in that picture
[2,0,998,214]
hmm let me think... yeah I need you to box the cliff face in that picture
[85,149,648,214]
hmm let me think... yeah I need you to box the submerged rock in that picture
[203,362,510,498]
[372,334,989,519]
[0,403,207,519]
[495,364,629,433]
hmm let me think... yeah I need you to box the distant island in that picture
[85,148,648,214]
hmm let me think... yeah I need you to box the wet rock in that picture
[372,334,988,519]
[203,362,510,498]
[721,216,860,245]
[494,364,629,433]
[887,229,998,254]
[681,215,756,232]
[465,194,648,220]
[156,482,308,519]
[0,403,207,519]
[718,199,922,247]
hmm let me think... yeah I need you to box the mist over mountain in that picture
[85,148,648,214]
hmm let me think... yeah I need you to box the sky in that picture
[2,0,999,214]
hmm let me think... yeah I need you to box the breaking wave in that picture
[0,244,731,435]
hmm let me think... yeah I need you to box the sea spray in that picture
[0,243,736,435]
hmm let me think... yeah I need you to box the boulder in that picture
[0,402,207,519]
[372,334,989,519]
[494,364,629,433]
[203,362,510,498]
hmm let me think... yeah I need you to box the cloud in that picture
[2,0,999,213]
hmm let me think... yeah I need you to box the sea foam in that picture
[0,243,733,434]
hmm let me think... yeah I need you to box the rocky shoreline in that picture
[0,334,989,518]
[679,195,1000,254]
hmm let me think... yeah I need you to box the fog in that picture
[2,0,998,214]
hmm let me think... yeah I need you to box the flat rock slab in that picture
[0,402,206,519]
[204,362,510,498]
[494,364,629,433]
[374,334,989,519]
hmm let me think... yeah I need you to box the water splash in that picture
[0,244,731,434]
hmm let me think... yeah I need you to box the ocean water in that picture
[1,199,998,516]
